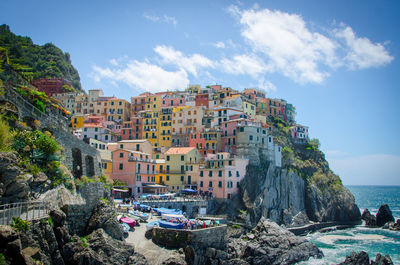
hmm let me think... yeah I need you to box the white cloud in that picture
[154,45,215,77]
[335,26,394,69]
[91,60,189,93]
[143,13,177,26]
[229,6,393,84]
[220,54,270,78]
[212,41,226,48]
[257,78,276,92]
[327,154,400,185]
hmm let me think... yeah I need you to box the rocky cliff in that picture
[211,118,361,227]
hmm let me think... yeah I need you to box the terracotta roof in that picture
[165,147,196,155]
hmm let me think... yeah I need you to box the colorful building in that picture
[290,124,309,144]
[164,147,203,192]
[31,78,72,96]
[106,98,131,122]
[197,152,249,199]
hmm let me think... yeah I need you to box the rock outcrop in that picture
[238,161,360,226]
[376,204,395,227]
[159,218,323,265]
[0,152,52,204]
[361,209,377,227]
[339,251,393,265]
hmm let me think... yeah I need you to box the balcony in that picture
[128,157,155,163]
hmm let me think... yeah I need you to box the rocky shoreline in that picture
[361,204,400,231]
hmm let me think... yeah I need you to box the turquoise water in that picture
[300,185,400,264]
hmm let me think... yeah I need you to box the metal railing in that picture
[0,201,49,225]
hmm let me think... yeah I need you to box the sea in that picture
[300,185,400,265]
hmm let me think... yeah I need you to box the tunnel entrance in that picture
[72,148,83,178]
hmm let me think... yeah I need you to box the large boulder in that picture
[361,209,377,227]
[85,201,124,240]
[191,218,323,265]
[63,228,147,265]
[376,204,394,227]
[339,251,393,265]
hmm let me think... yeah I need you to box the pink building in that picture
[195,93,209,108]
[160,93,186,107]
[120,117,142,140]
[197,153,249,199]
[290,124,309,144]
[111,149,157,195]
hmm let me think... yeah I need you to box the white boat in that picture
[146,221,159,231]
[129,210,149,221]
[161,213,185,220]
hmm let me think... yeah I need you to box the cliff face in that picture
[240,162,360,226]
[236,118,361,226]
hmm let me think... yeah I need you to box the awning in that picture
[142,184,168,188]
[113,188,129,192]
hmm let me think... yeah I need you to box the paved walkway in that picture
[125,216,173,264]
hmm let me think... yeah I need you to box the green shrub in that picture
[80,236,89,248]
[0,116,12,151]
[0,253,6,265]
[11,217,30,232]
[48,216,54,226]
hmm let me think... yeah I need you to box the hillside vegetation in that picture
[0,24,82,90]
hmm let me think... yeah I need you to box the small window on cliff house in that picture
[119,163,123,170]
[119,153,123,158]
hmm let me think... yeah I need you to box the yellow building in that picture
[164,147,202,192]
[185,84,201,94]
[71,115,85,129]
[141,110,159,148]
[158,107,172,149]
[155,159,166,184]
[106,98,131,122]
[242,98,256,116]
[145,94,162,112]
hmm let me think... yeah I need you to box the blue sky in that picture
[2,0,400,185]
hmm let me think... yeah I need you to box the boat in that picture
[158,220,184,229]
[120,216,136,228]
[121,222,130,233]
[129,210,149,221]
[161,213,185,220]
[146,221,159,231]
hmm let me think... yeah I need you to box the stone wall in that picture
[139,200,208,218]
[58,182,108,235]
[152,225,227,249]
[1,85,102,178]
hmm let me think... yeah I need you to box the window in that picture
[209,181,213,187]
[160,176,163,182]
[181,165,184,172]
[237,182,240,188]
[105,135,108,140]
[119,153,123,158]
[180,176,184,182]
[239,127,244,132]
[200,171,203,177]
[181,155,184,161]
[166,155,170,161]
[218,170,222,177]
[218,181,222,188]
[166,175,170,181]
[208,171,213,177]
[120,144,123,148]
[200,181,203,187]
[119,163,123,170]
[229,171,232,177]
[249,135,253,141]
[236,171,240,177]
[228,181,233,188]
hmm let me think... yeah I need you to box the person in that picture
[149,207,153,219]
[202,221,206,229]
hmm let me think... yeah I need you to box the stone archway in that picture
[72,148,83,178]
[85,155,95,177]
